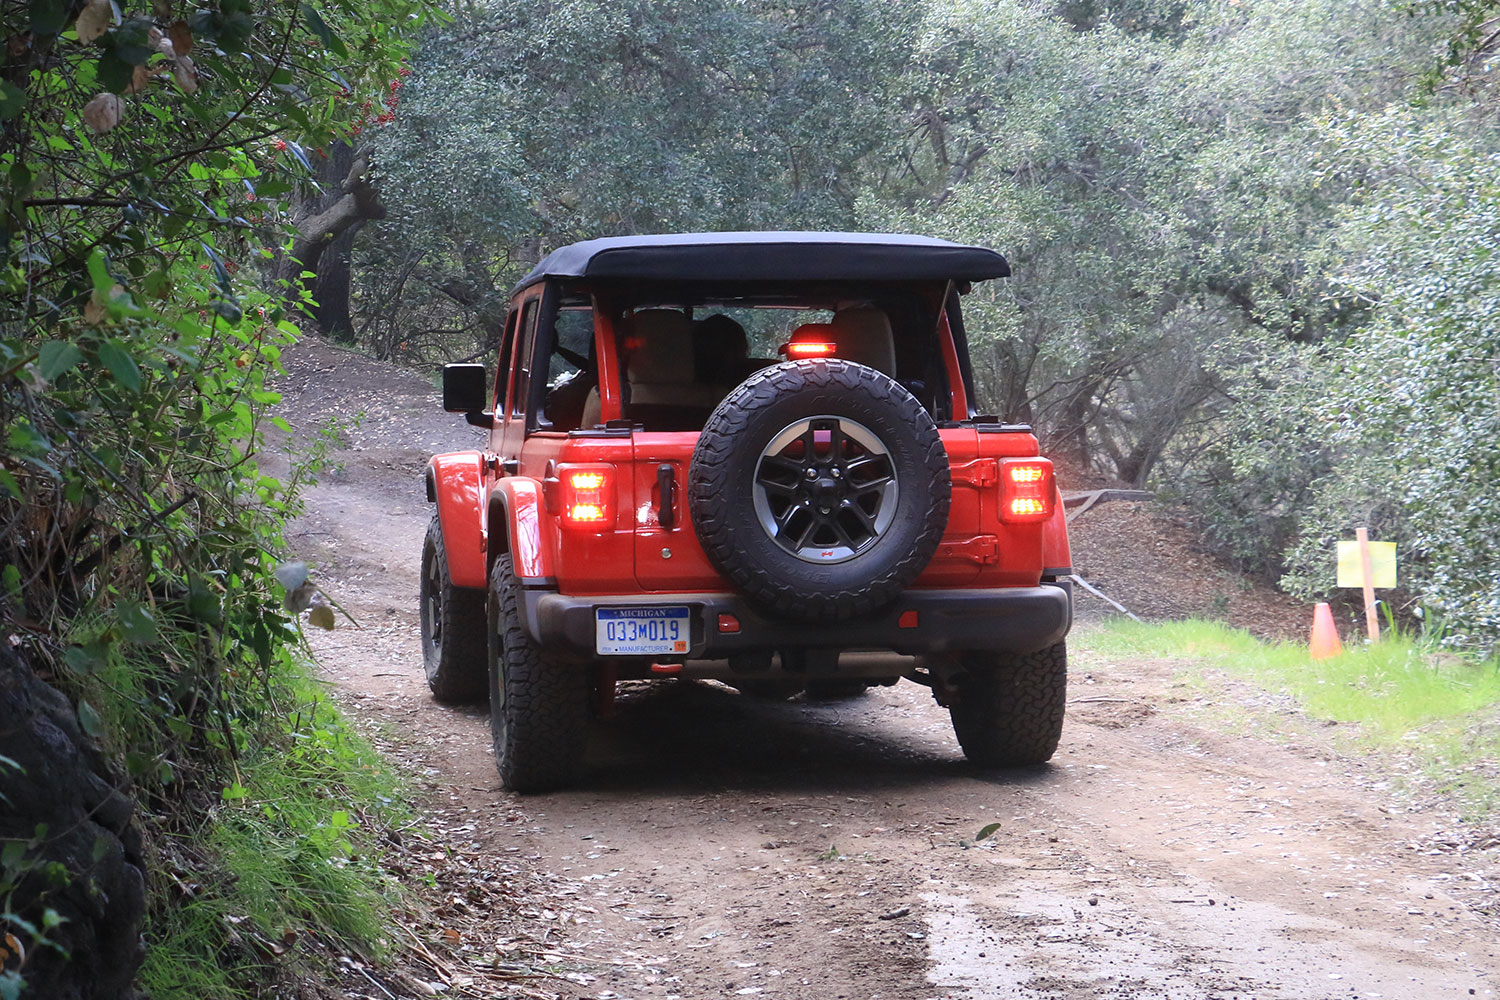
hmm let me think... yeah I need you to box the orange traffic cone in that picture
[1310,602,1343,660]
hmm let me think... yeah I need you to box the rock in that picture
[0,643,146,1000]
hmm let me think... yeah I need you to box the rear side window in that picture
[511,299,539,418]
[549,306,594,381]
[536,304,596,431]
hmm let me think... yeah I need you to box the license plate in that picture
[595,606,691,655]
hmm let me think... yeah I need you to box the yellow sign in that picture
[1336,540,1397,589]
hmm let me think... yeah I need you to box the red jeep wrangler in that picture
[422,232,1073,792]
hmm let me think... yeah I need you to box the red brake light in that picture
[560,465,613,528]
[782,322,840,359]
[999,459,1055,523]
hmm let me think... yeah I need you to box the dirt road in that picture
[276,337,1499,1000]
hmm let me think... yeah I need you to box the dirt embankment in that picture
[274,336,1499,1000]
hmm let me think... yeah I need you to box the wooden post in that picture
[1356,526,1380,641]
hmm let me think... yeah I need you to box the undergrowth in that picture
[137,675,406,999]
[1080,619,1500,815]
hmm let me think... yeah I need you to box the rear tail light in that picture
[559,464,614,528]
[999,459,1055,523]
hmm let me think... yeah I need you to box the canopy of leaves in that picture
[354,0,924,356]
[1278,106,1500,650]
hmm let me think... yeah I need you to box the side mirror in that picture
[442,364,491,426]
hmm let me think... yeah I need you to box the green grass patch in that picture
[52,607,412,999]
[1079,619,1500,811]
[135,675,408,1000]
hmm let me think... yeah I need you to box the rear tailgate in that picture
[631,433,719,591]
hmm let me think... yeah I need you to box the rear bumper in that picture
[523,581,1072,659]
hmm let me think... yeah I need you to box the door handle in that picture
[657,463,676,527]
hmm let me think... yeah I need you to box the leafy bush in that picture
[0,0,426,995]
[137,678,407,998]
[1277,106,1500,654]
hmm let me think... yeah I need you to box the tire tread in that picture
[488,554,589,792]
[689,360,950,621]
[421,515,488,704]
[948,642,1067,767]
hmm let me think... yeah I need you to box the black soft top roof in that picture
[512,231,1010,294]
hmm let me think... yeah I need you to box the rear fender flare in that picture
[487,476,554,584]
[427,452,489,589]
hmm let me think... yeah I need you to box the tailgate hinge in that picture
[951,458,998,488]
[936,535,1000,565]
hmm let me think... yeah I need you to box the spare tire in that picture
[689,359,951,621]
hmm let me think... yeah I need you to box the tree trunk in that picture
[308,221,363,342]
[280,142,386,342]
[1055,376,1102,471]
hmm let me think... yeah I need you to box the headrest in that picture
[831,307,896,374]
[694,314,749,383]
[625,309,695,385]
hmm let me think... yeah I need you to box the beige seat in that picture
[625,309,703,405]
[580,386,603,427]
[830,307,896,375]
[580,309,720,427]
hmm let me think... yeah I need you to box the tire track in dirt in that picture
[274,337,1500,1000]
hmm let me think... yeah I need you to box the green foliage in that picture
[1406,0,1500,90]
[1164,337,1340,577]
[1,812,70,1000]
[0,0,428,995]
[384,0,917,241]
[1279,106,1500,653]
[357,0,926,360]
[865,0,1427,479]
[137,679,407,1000]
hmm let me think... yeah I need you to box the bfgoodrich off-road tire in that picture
[420,515,488,704]
[487,555,590,793]
[949,642,1068,767]
[689,359,950,622]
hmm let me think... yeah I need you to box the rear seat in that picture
[581,309,725,430]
